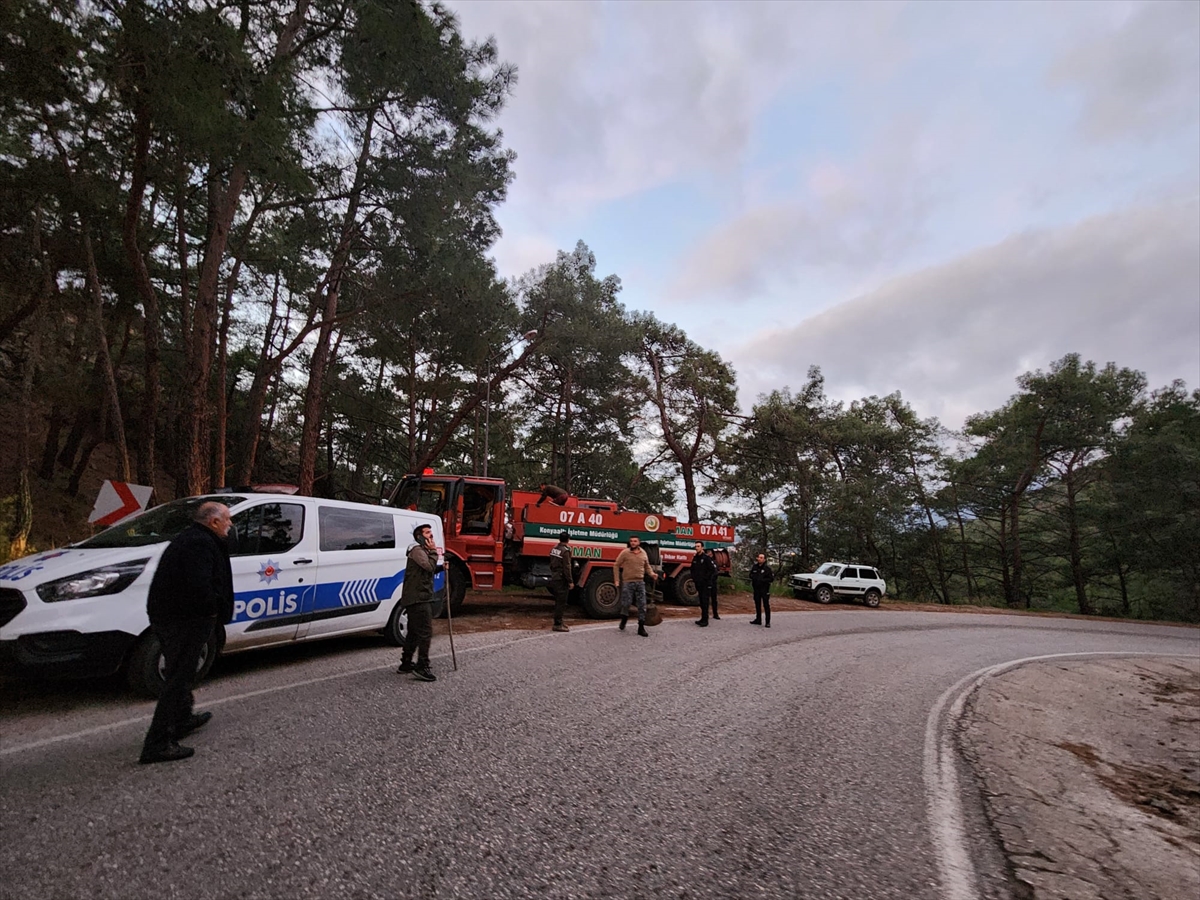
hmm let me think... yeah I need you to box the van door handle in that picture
[292,558,313,565]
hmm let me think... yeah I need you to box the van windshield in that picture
[815,563,842,576]
[76,497,245,548]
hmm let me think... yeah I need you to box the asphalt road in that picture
[1,611,1195,900]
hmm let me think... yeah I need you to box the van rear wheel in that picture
[384,603,409,646]
[124,628,218,699]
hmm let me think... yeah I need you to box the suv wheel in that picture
[816,584,834,605]
[863,588,882,608]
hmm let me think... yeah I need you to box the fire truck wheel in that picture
[674,573,700,606]
[446,561,469,617]
[582,570,622,618]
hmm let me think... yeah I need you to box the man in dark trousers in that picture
[691,541,716,627]
[535,483,569,507]
[548,531,573,632]
[397,523,440,682]
[749,552,774,628]
[139,501,234,764]
[707,548,721,620]
[614,535,656,637]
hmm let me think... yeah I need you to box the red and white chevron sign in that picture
[88,481,154,527]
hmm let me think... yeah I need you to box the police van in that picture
[0,492,446,696]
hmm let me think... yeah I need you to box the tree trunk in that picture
[1065,473,1092,614]
[297,108,376,494]
[950,482,977,598]
[1007,495,1025,608]
[351,359,387,493]
[122,102,161,494]
[180,0,311,494]
[8,312,41,559]
[563,367,574,491]
[81,229,131,482]
[412,340,542,474]
[1110,533,1130,616]
[38,405,64,480]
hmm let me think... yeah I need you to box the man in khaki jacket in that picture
[613,536,656,637]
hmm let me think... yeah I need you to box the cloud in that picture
[666,116,935,302]
[449,1,915,221]
[734,199,1200,426]
[1050,0,1200,142]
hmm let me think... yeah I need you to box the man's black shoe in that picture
[695,619,708,627]
[397,660,414,673]
[412,667,437,682]
[750,618,762,625]
[139,742,195,765]
[765,622,771,628]
[712,613,721,620]
[637,624,649,637]
[619,616,627,631]
[176,711,212,738]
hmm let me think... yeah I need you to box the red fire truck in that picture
[388,473,734,618]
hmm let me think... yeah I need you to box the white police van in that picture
[0,492,446,696]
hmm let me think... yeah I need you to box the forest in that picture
[1,1,1196,621]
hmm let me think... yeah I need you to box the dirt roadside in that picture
[962,657,1200,900]
[444,589,1200,899]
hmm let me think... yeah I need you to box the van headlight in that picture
[36,559,150,603]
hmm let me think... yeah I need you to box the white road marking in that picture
[924,650,1182,900]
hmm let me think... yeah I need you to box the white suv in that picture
[789,562,886,608]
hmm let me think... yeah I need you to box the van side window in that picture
[842,568,859,579]
[231,503,305,557]
[319,507,396,552]
[860,568,878,580]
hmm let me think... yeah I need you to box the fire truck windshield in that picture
[394,479,448,515]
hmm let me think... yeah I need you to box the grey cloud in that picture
[733,200,1200,426]
[1050,0,1200,142]
[449,1,921,221]
[667,117,934,301]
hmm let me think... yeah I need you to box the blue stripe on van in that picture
[231,566,446,625]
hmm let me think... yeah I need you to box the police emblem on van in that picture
[258,560,281,584]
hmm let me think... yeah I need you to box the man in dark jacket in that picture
[707,549,721,619]
[749,552,774,628]
[140,501,234,764]
[397,523,440,682]
[535,483,569,507]
[548,531,573,632]
[691,541,717,627]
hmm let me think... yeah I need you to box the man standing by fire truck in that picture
[691,541,717,627]
[548,531,573,633]
[614,536,655,637]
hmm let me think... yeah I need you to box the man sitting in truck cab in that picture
[462,483,495,534]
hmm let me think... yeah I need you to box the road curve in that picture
[0,611,1195,900]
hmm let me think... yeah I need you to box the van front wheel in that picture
[124,628,219,699]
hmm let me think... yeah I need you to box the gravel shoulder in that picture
[960,656,1200,900]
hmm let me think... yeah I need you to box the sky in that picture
[446,0,1200,427]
